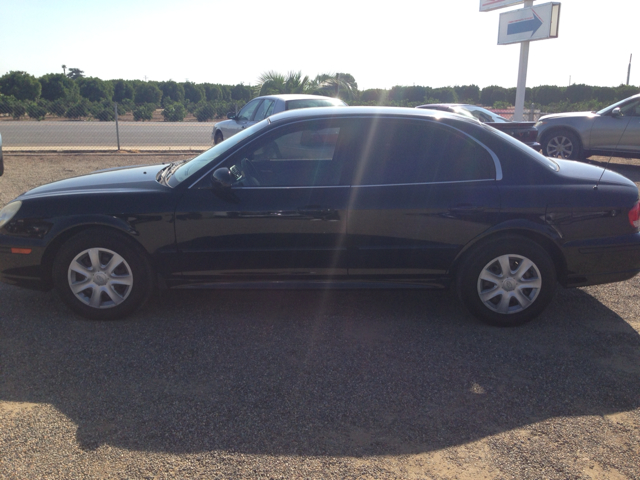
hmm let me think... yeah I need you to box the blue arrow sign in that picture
[507,12,543,36]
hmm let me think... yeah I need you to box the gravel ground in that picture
[1,154,640,479]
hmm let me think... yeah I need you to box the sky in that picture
[0,0,637,91]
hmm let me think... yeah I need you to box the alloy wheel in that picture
[477,254,542,315]
[67,247,133,309]
[546,135,574,158]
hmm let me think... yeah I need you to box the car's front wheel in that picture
[457,237,556,327]
[214,131,223,145]
[542,130,582,160]
[52,228,154,320]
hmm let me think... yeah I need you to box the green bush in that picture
[39,73,79,102]
[194,102,215,122]
[160,81,185,105]
[493,101,512,109]
[65,101,89,119]
[27,102,48,120]
[162,102,186,122]
[0,71,41,101]
[12,101,26,119]
[0,95,14,116]
[183,82,205,103]
[133,103,155,121]
[116,98,135,114]
[49,99,70,117]
[90,101,115,121]
[78,77,114,103]
[134,83,162,105]
[112,79,135,102]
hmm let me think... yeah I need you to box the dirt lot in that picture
[1,154,640,479]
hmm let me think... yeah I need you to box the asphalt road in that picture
[1,154,640,478]
[0,121,215,149]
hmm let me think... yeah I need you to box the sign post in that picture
[513,0,533,121]
[481,0,561,121]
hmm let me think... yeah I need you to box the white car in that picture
[212,94,346,144]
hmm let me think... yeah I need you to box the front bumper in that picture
[0,236,50,291]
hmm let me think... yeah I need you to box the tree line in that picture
[0,69,638,122]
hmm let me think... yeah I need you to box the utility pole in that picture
[628,54,633,85]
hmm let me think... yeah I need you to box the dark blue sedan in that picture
[1,107,640,326]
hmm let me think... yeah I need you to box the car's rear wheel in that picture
[457,237,556,327]
[214,131,223,145]
[52,229,154,320]
[542,130,582,160]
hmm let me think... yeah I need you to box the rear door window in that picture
[353,119,496,185]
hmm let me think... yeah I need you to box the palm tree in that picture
[310,73,358,101]
[255,71,310,96]
[62,64,66,76]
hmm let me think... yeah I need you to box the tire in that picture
[456,237,556,327]
[214,131,223,145]
[52,228,154,320]
[542,130,582,160]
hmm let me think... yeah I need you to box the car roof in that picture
[267,105,480,126]
[257,94,342,102]
[417,104,476,109]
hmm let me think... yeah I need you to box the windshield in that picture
[597,95,640,115]
[170,119,270,184]
[286,99,347,110]
[455,105,509,123]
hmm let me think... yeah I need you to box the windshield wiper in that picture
[157,160,187,185]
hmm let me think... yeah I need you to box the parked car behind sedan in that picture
[2,107,640,327]
[212,94,347,144]
[535,93,640,160]
[417,103,540,150]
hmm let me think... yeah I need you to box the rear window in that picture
[285,99,346,110]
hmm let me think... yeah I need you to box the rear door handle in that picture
[449,205,484,215]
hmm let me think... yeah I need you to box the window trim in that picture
[351,178,497,188]
[187,116,503,189]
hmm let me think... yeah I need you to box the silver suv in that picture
[535,93,640,160]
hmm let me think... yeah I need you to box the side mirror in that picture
[611,107,622,117]
[227,112,236,120]
[0,133,4,177]
[211,168,234,189]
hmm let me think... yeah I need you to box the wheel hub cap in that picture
[502,278,516,291]
[477,254,543,315]
[67,247,134,309]
[93,272,108,286]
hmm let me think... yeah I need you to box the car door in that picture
[590,98,640,153]
[174,118,355,281]
[220,98,263,138]
[617,98,640,154]
[346,118,502,281]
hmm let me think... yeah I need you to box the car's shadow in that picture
[1,284,639,457]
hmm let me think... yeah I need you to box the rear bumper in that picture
[561,232,640,287]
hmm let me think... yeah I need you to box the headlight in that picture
[0,201,22,229]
